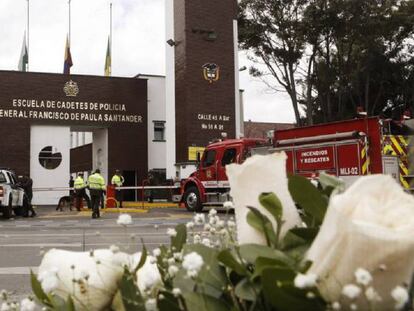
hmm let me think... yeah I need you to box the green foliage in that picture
[247,206,278,247]
[288,175,328,225]
[239,0,414,124]
[31,174,339,311]
[171,224,187,252]
[119,269,145,311]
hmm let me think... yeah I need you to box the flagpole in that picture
[68,0,71,44]
[27,0,29,71]
[110,2,112,76]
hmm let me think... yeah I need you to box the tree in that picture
[239,0,414,125]
[239,0,311,126]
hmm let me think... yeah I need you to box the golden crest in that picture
[206,169,212,178]
[63,80,79,97]
[202,63,220,83]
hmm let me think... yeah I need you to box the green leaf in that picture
[171,224,187,252]
[183,292,229,311]
[261,268,325,311]
[288,175,328,224]
[158,291,181,311]
[134,244,147,274]
[253,256,289,279]
[217,249,247,276]
[239,244,294,267]
[65,295,75,311]
[246,206,277,247]
[30,270,51,306]
[234,278,258,301]
[259,192,283,222]
[119,270,145,311]
[318,172,345,192]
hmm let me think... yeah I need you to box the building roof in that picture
[243,121,295,138]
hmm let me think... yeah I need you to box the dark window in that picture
[39,146,62,170]
[0,172,6,183]
[202,150,216,167]
[154,121,165,141]
[221,148,237,166]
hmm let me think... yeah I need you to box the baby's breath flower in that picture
[331,302,341,310]
[167,257,175,265]
[194,234,201,244]
[208,209,217,217]
[391,286,409,310]
[152,248,161,257]
[354,268,372,286]
[202,238,211,247]
[173,252,182,261]
[168,265,179,277]
[167,228,177,237]
[365,286,381,302]
[20,298,35,311]
[342,284,361,300]
[109,245,120,254]
[194,213,205,225]
[182,252,203,277]
[145,299,157,311]
[172,287,182,297]
[294,273,317,289]
[116,214,132,226]
[223,201,233,209]
[186,222,194,230]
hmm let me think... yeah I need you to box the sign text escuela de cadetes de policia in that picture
[0,70,148,178]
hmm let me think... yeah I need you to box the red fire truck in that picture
[177,117,412,212]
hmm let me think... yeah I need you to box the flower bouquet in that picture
[5,152,414,311]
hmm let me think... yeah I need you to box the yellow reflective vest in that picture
[111,174,124,187]
[88,173,106,190]
[74,176,86,190]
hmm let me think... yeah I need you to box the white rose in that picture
[226,153,301,245]
[38,249,128,311]
[307,175,414,310]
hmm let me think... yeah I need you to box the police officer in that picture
[88,169,106,218]
[111,169,125,208]
[74,173,91,211]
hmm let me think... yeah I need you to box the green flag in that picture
[104,36,111,76]
[18,32,28,72]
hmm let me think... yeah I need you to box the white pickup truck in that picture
[0,169,27,219]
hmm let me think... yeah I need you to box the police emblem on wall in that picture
[63,80,79,97]
[202,63,220,83]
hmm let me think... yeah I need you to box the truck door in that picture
[199,148,219,187]
[6,172,20,205]
[218,147,239,185]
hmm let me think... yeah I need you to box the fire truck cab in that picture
[179,138,268,212]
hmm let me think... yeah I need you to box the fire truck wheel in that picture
[184,186,203,212]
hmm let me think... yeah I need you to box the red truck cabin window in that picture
[202,150,216,167]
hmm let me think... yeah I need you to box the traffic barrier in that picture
[106,185,116,208]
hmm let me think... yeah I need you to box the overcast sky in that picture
[0,0,295,123]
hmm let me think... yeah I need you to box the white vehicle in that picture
[0,169,27,219]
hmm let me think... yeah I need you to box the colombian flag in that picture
[63,35,73,74]
[104,37,111,76]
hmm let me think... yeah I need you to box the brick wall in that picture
[0,70,148,182]
[174,0,238,163]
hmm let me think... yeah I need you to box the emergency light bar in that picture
[275,131,366,146]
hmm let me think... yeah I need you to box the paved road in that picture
[0,205,201,302]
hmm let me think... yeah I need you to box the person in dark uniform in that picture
[19,175,36,217]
